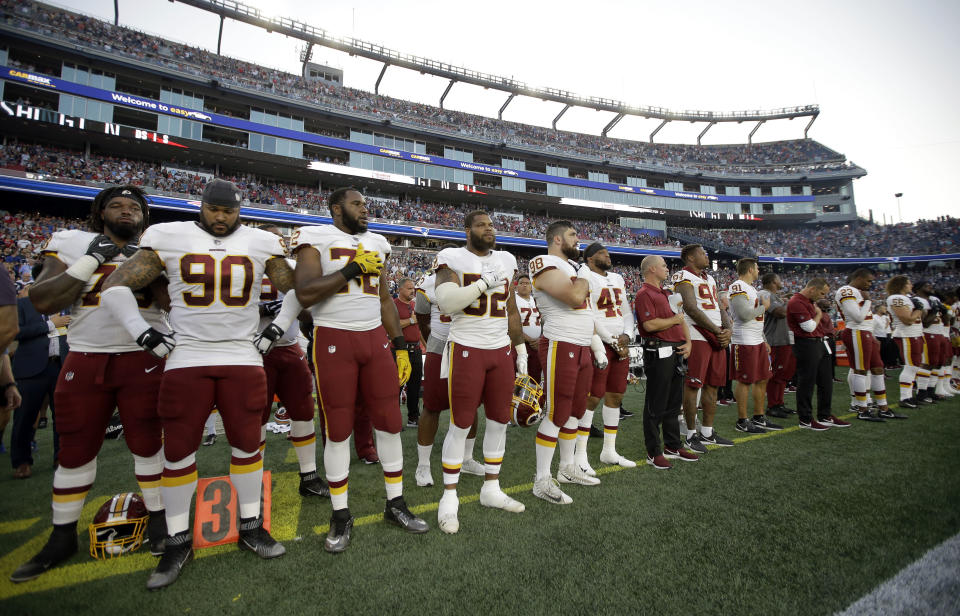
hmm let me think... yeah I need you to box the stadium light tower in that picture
[895,192,903,223]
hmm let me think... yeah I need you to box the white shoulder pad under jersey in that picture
[435,246,517,350]
[590,270,627,337]
[671,267,721,342]
[728,280,764,345]
[886,294,922,338]
[415,272,451,342]
[42,229,168,353]
[529,254,592,346]
[835,285,873,331]
[140,221,285,369]
[515,293,542,340]
[290,225,390,332]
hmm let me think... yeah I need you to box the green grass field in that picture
[1,374,959,615]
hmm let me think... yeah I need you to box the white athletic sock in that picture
[600,405,620,454]
[851,373,868,407]
[574,410,594,463]
[133,451,164,512]
[417,443,433,468]
[482,420,507,477]
[324,438,351,511]
[847,370,856,404]
[52,459,97,525]
[701,425,714,438]
[289,420,317,474]
[534,418,560,481]
[375,430,403,500]
[230,448,263,520]
[899,365,918,401]
[441,423,469,488]
[871,374,888,407]
[204,413,217,436]
[557,416,579,467]
[917,372,930,392]
[464,436,477,461]
[161,454,197,535]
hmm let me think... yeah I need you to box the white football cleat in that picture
[557,464,601,486]
[415,465,434,487]
[437,492,459,534]
[599,450,637,468]
[479,486,525,513]
[460,458,485,476]
[574,456,597,477]
[532,476,572,505]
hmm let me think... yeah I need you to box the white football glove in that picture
[136,328,176,359]
[478,270,506,292]
[254,323,284,355]
[515,345,528,376]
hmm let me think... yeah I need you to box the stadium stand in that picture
[1,0,858,176]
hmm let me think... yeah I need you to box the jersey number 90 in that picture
[180,254,254,307]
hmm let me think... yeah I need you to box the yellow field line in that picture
[0,519,40,535]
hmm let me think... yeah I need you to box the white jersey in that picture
[435,247,517,349]
[415,272,450,354]
[258,259,299,347]
[41,229,168,353]
[289,225,390,332]
[918,296,947,336]
[835,285,874,331]
[886,294,923,338]
[728,279,765,345]
[529,254,593,346]
[515,293,541,340]
[589,270,627,340]
[140,221,285,369]
[671,267,721,343]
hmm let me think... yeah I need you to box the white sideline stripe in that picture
[835,531,960,616]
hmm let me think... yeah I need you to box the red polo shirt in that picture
[393,297,420,343]
[634,282,684,343]
[787,292,825,338]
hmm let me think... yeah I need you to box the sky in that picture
[46,0,960,224]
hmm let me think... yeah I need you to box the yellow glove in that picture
[353,242,383,276]
[395,348,412,386]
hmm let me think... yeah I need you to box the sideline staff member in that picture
[633,256,696,470]
[787,278,848,430]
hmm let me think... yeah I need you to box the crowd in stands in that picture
[672,220,960,258]
[2,0,857,176]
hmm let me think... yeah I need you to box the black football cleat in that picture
[325,509,354,554]
[146,531,193,591]
[238,517,285,559]
[9,524,78,583]
[878,408,908,420]
[147,510,167,556]
[384,496,429,534]
[298,471,330,498]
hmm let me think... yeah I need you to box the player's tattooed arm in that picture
[293,245,351,305]
[434,266,458,287]
[676,283,721,334]
[379,267,403,340]
[101,249,164,291]
[506,281,523,347]
[265,256,296,293]
[28,255,85,314]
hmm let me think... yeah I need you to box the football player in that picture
[674,244,734,453]
[914,281,952,400]
[836,269,900,421]
[433,210,526,533]
[291,187,428,553]
[582,243,636,471]
[885,275,925,408]
[514,274,543,384]
[759,273,795,418]
[101,179,302,589]
[11,186,170,584]
[412,255,484,488]
[256,225,328,497]
[529,221,607,505]
[727,259,782,433]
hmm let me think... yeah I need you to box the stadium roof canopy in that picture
[170,0,820,144]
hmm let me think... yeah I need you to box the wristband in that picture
[514,344,528,357]
[341,262,362,281]
[391,336,406,350]
[65,255,101,281]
